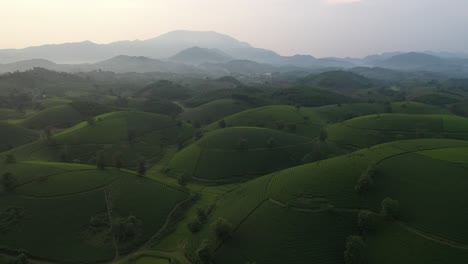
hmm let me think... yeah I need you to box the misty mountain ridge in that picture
[1,30,468,77]
[169,47,233,65]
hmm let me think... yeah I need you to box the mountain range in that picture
[1,30,468,77]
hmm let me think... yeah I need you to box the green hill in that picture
[0,122,37,152]
[187,139,468,264]
[205,103,450,138]
[9,111,193,168]
[0,161,188,263]
[299,70,374,93]
[328,114,468,149]
[181,99,252,126]
[22,101,113,129]
[168,127,315,182]
[0,108,25,120]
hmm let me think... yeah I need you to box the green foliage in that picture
[319,128,328,141]
[381,198,400,220]
[96,152,106,170]
[1,172,16,191]
[197,239,214,264]
[218,119,226,128]
[344,235,366,264]
[113,215,143,245]
[237,138,249,151]
[5,154,16,164]
[12,253,29,264]
[137,160,146,176]
[211,218,233,241]
[355,164,377,194]
[357,210,376,234]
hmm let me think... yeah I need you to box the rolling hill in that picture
[187,139,468,264]
[0,122,38,152]
[327,114,468,149]
[0,161,188,263]
[168,127,315,182]
[8,111,193,168]
[169,47,233,65]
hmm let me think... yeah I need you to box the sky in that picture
[0,0,468,57]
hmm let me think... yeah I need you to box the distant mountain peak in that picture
[169,46,233,65]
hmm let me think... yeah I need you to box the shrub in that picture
[344,235,366,264]
[267,137,276,148]
[319,128,328,142]
[13,252,29,264]
[187,220,202,233]
[357,210,376,234]
[197,239,214,264]
[381,198,400,220]
[355,164,377,194]
[197,207,207,223]
[287,124,297,132]
[87,117,95,126]
[5,154,16,164]
[1,172,16,191]
[96,152,106,170]
[137,160,146,176]
[237,138,248,151]
[211,218,233,241]
[218,119,226,128]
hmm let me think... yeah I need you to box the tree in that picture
[197,239,214,264]
[96,152,106,170]
[218,119,226,128]
[87,117,95,126]
[13,252,29,264]
[267,137,276,148]
[197,207,207,223]
[344,235,366,264]
[357,210,376,234]
[187,220,202,233]
[113,153,123,169]
[5,153,16,164]
[178,173,190,186]
[355,164,377,194]
[195,130,203,140]
[137,160,146,176]
[381,198,400,220]
[1,172,16,191]
[238,138,248,151]
[127,129,136,143]
[287,123,297,132]
[211,218,233,241]
[44,126,53,141]
[319,128,328,142]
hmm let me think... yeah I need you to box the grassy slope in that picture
[168,127,314,181]
[191,139,468,264]
[0,122,38,152]
[0,161,188,263]
[7,111,194,168]
[204,102,450,138]
[21,104,84,129]
[328,114,468,149]
[181,99,251,125]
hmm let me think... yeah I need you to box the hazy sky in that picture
[1,0,468,57]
